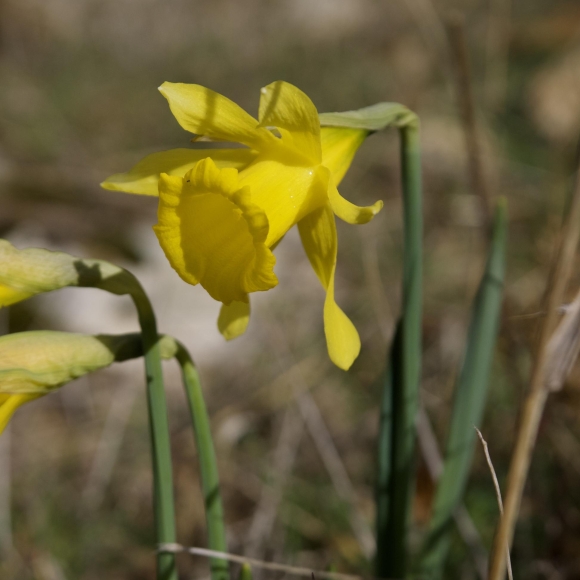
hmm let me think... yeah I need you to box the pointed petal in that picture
[159,83,276,150]
[101,148,258,196]
[297,204,361,370]
[218,299,250,340]
[320,127,368,185]
[154,158,278,304]
[259,81,321,164]
[328,182,383,224]
[0,394,41,435]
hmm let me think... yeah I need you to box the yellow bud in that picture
[0,331,179,434]
[0,239,141,307]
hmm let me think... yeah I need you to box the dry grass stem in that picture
[543,287,580,391]
[489,162,580,580]
[475,428,512,580]
[158,543,385,580]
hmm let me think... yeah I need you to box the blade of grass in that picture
[174,343,228,580]
[376,120,423,579]
[417,199,508,579]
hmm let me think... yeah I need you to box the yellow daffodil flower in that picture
[102,81,383,370]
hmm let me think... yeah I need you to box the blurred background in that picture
[2,0,580,578]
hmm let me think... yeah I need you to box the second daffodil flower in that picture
[102,81,383,370]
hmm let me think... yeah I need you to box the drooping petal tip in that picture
[328,182,383,225]
[324,299,361,371]
[298,204,361,370]
[218,300,251,340]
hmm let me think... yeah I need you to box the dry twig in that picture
[159,543,381,580]
[475,428,513,580]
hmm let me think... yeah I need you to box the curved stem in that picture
[174,343,228,580]
[131,290,178,580]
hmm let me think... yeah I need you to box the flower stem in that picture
[376,119,423,579]
[174,343,228,580]
[131,290,178,580]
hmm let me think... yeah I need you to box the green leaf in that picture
[417,198,508,579]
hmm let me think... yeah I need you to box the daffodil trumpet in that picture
[102,81,390,370]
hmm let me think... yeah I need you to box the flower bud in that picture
[0,239,141,307]
[0,331,178,433]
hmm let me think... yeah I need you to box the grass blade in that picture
[418,198,508,579]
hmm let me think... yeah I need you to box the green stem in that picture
[131,290,178,580]
[375,322,400,575]
[175,343,228,580]
[376,120,423,579]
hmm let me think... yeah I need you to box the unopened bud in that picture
[0,239,141,307]
[0,330,179,433]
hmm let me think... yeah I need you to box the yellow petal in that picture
[297,204,361,370]
[258,81,322,164]
[154,158,278,304]
[328,182,383,225]
[218,300,250,340]
[239,163,329,247]
[320,127,368,185]
[101,148,258,196]
[0,394,41,435]
[159,82,276,150]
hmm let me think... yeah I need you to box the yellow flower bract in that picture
[102,81,383,370]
